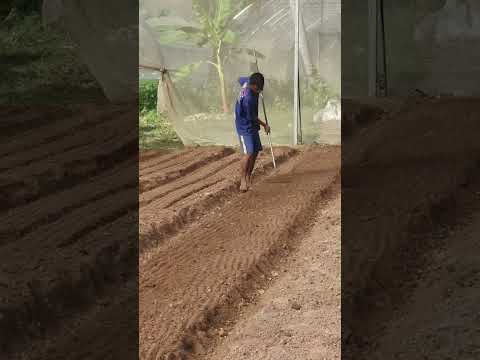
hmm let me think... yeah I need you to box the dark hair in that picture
[249,72,264,91]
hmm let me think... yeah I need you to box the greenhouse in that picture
[139,0,341,147]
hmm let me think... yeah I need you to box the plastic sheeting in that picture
[414,0,480,96]
[140,0,340,146]
[343,0,480,97]
[42,0,138,102]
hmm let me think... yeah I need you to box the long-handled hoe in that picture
[253,49,276,170]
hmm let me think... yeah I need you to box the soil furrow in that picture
[0,204,137,353]
[140,151,200,176]
[140,147,224,177]
[2,186,136,260]
[139,154,239,207]
[139,148,297,253]
[140,148,191,170]
[164,179,225,209]
[0,104,138,359]
[0,107,73,139]
[207,192,340,360]
[0,110,134,171]
[139,146,340,359]
[140,147,234,192]
[0,159,134,245]
[0,131,137,209]
[170,147,297,212]
[0,213,137,357]
[139,147,295,209]
[1,124,136,183]
[0,106,126,158]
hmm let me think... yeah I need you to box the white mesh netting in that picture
[140,0,341,146]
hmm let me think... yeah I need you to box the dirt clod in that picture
[290,301,302,311]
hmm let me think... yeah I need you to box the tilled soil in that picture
[342,97,480,359]
[139,145,340,359]
[0,104,138,359]
[366,174,480,359]
[139,146,297,253]
[207,189,340,360]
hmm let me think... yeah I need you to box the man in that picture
[235,72,271,192]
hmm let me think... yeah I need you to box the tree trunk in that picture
[216,43,229,113]
[217,63,229,113]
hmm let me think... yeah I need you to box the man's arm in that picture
[257,118,267,127]
[257,118,271,134]
[246,95,270,134]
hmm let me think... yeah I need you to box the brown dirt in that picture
[206,189,340,360]
[342,97,480,358]
[0,105,136,211]
[0,103,138,359]
[139,145,340,360]
[366,172,480,360]
[139,147,234,193]
[139,146,297,254]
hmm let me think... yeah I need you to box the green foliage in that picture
[138,83,183,150]
[153,0,248,51]
[148,1,266,113]
[173,62,203,82]
[139,79,158,111]
[139,110,183,150]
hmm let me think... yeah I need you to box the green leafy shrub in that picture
[139,109,183,150]
[139,79,158,112]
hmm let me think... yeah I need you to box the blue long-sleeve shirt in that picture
[235,78,260,135]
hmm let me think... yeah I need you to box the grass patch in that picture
[140,110,183,151]
[139,79,183,151]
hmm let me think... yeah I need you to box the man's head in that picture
[249,72,264,93]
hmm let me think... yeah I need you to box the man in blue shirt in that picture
[235,72,270,192]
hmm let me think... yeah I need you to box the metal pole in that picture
[368,0,377,97]
[293,0,299,145]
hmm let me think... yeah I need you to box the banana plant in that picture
[150,0,264,113]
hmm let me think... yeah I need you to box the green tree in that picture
[152,0,261,113]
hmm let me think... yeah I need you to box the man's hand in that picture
[263,123,271,134]
[258,118,270,134]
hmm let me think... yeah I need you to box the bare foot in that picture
[246,175,252,189]
[239,177,248,192]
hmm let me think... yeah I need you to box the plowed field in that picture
[0,103,138,359]
[139,145,340,359]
